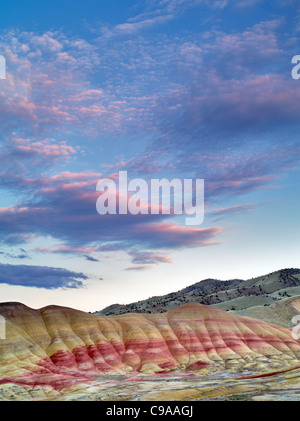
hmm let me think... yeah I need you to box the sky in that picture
[0,0,299,312]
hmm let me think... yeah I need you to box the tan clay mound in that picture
[0,302,300,395]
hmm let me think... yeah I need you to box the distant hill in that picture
[95,268,300,325]
[235,296,300,328]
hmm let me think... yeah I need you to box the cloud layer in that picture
[0,0,299,285]
[0,263,87,289]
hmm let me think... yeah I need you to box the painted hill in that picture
[1,301,300,400]
[96,268,300,320]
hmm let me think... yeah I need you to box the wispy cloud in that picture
[128,250,173,265]
[124,265,152,271]
[0,248,30,260]
[100,14,174,39]
[208,203,256,221]
[83,255,100,262]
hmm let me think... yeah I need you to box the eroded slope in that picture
[0,301,300,399]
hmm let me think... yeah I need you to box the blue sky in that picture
[0,0,299,311]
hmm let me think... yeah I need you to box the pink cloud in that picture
[9,137,76,163]
[208,203,256,219]
[50,171,103,181]
[33,244,98,254]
